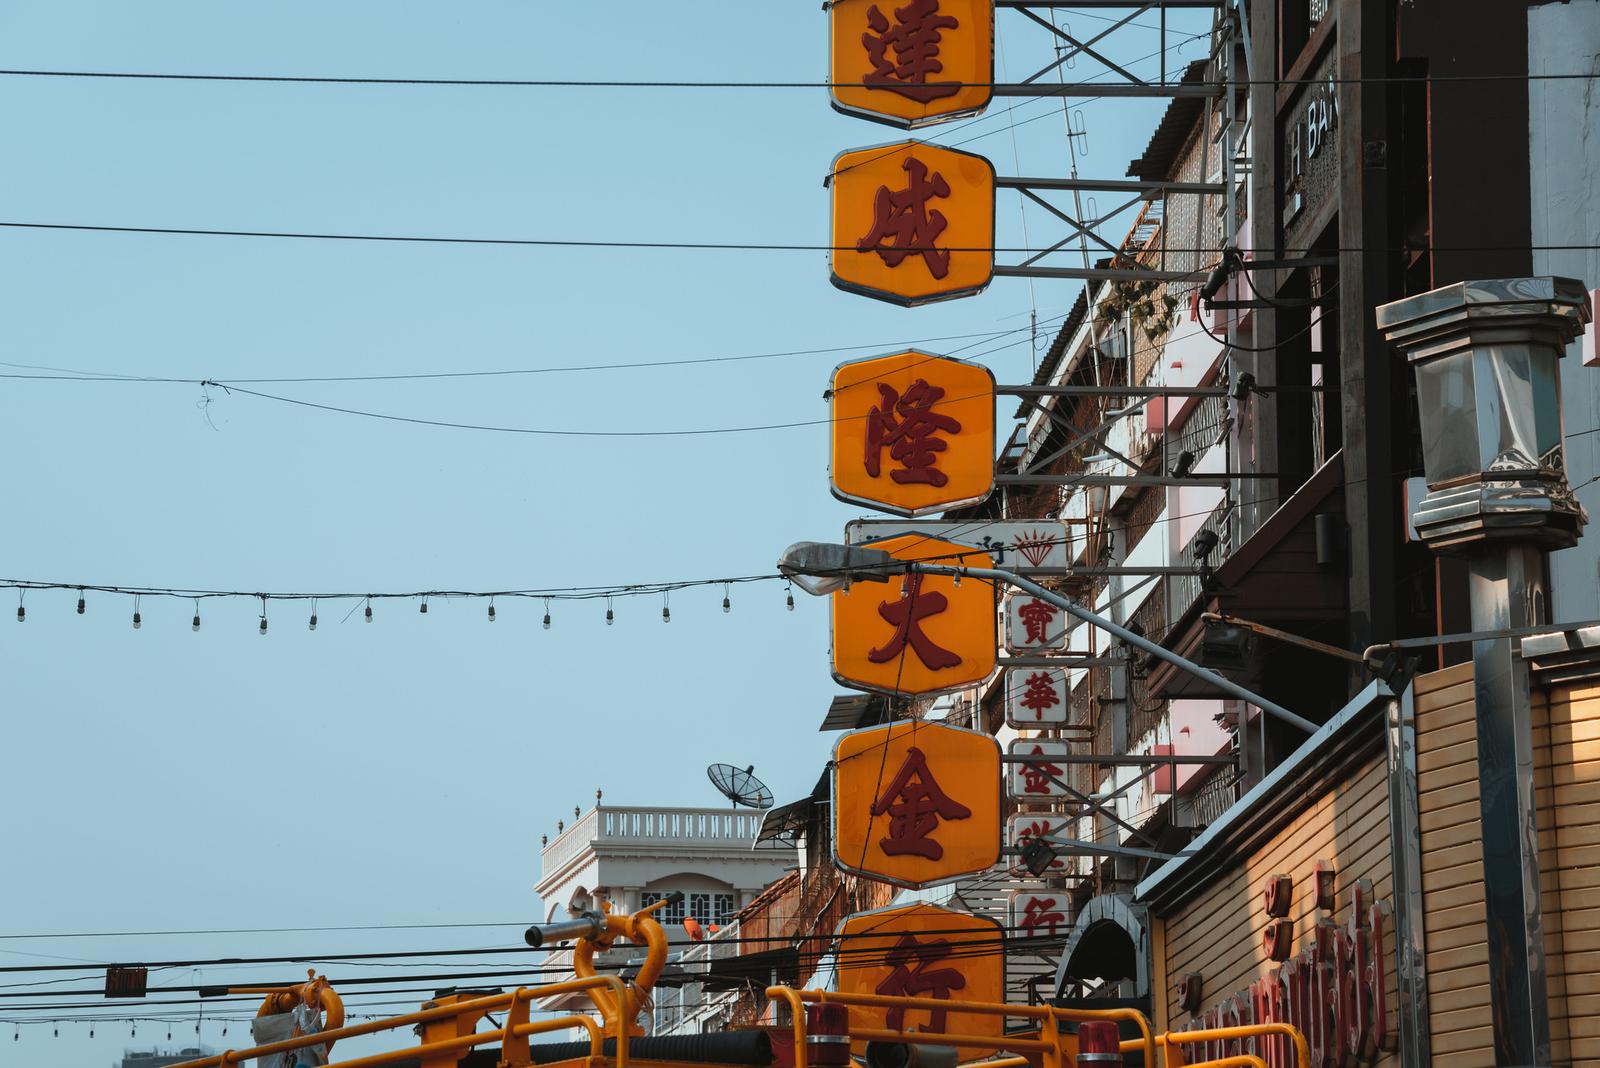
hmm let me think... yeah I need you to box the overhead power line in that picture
[0,69,1592,87]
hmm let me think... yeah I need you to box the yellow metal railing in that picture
[1124,1023,1310,1068]
[169,975,621,1068]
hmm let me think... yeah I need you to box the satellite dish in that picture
[706,763,775,810]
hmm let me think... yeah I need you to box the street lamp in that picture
[777,541,896,596]
[1377,274,1592,1068]
[777,541,1317,734]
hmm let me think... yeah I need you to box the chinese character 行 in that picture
[857,156,952,279]
[1018,896,1066,938]
[861,0,962,102]
[865,379,962,486]
[875,932,967,1031]
[869,572,962,670]
[872,745,972,860]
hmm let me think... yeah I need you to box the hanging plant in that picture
[1099,272,1180,347]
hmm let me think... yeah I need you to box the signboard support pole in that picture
[915,563,1320,734]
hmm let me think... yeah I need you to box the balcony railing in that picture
[542,806,765,878]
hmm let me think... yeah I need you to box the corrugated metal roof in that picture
[1125,60,1211,181]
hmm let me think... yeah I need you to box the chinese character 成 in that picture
[876,932,966,1030]
[865,379,962,486]
[869,573,962,670]
[857,156,952,279]
[872,745,972,859]
[862,0,961,102]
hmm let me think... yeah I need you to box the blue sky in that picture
[0,3,1207,1062]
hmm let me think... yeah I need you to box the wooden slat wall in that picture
[1413,662,1600,1067]
[1160,751,1398,1068]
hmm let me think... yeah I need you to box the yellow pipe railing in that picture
[170,975,622,1068]
[767,986,1156,1068]
[1125,1023,1310,1068]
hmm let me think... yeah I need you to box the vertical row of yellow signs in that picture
[818,2,1006,1039]
[828,0,999,306]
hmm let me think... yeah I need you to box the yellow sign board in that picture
[832,720,1002,888]
[831,534,997,696]
[830,141,995,306]
[829,0,995,129]
[834,902,1004,1053]
[830,350,995,516]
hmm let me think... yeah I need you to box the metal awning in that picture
[700,946,801,990]
[819,693,889,732]
[755,771,828,847]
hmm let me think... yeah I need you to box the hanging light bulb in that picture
[308,599,318,631]
[420,596,428,614]
[786,582,795,611]
[16,604,23,623]
[365,597,373,623]
[258,597,268,635]
[192,600,201,632]
[487,598,496,622]
[662,592,670,623]
[77,590,85,615]
[605,596,614,626]
[543,599,551,630]
[132,595,141,630]
[52,1026,57,1038]
[723,583,732,614]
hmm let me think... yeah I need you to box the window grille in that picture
[641,891,685,925]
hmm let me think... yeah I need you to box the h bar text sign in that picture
[830,351,995,516]
[829,0,994,129]
[845,519,1071,571]
[833,720,1001,888]
[831,534,997,695]
[834,902,1003,1055]
[830,142,995,306]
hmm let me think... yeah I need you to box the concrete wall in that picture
[1531,0,1600,621]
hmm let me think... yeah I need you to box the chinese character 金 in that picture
[869,573,962,670]
[857,156,952,279]
[875,932,967,1031]
[865,379,962,486]
[1016,598,1060,645]
[872,745,972,860]
[1018,671,1059,719]
[1018,896,1066,938]
[1020,746,1063,795]
[861,0,962,103]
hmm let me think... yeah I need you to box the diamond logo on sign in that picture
[1005,593,1068,651]
[1007,890,1069,940]
[1007,813,1070,874]
[1003,667,1069,727]
[829,0,995,129]
[1006,739,1071,801]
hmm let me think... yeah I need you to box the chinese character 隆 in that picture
[865,379,962,486]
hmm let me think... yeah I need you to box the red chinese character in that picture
[861,0,961,102]
[1016,598,1060,645]
[875,932,967,1031]
[856,156,952,279]
[872,745,972,860]
[1020,746,1063,795]
[869,573,962,670]
[865,379,962,486]
[1018,896,1066,938]
[1018,671,1059,719]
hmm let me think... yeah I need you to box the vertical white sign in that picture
[1008,890,1071,939]
[1003,667,1070,727]
[1005,594,1069,651]
[1006,739,1071,801]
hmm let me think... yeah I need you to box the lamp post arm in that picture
[912,563,1319,735]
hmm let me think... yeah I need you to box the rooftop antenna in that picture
[705,763,774,811]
